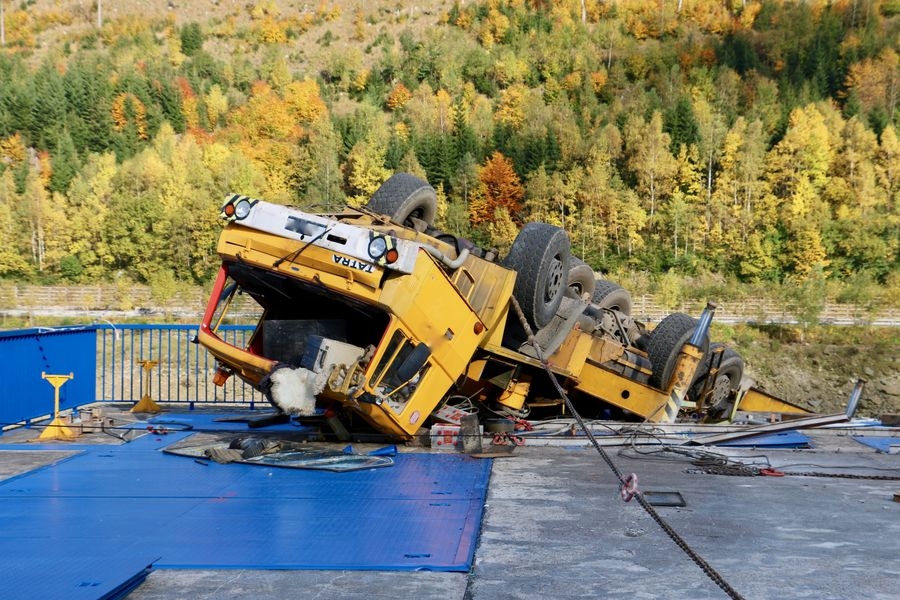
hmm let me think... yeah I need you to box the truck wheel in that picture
[689,344,744,410]
[566,257,596,299]
[591,280,633,315]
[646,312,709,390]
[365,173,438,229]
[503,222,570,329]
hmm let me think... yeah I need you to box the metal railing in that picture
[96,324,264,408]
[1,324,265,432]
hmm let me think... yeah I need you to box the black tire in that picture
[566,257,596,299]
[689,344,744,410]
[591,280,633,315]
[365,173,437,228]
[503,222,570,329]
[646,312,709,390]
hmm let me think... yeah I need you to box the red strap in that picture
[759,468,785,477]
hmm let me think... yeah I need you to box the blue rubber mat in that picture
[0,434,491,599]
[717,431,811,448]
[852,436,900,452]
[2,541,155,600]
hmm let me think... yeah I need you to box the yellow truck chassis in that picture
[198,176,806,440]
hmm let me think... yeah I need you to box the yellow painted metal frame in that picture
[736,388,812,415]
[574,344,704,423]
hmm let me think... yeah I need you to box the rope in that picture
[509,296,746,600]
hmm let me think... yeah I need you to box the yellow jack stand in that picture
[131,360,161,413]
[38,372,77,441]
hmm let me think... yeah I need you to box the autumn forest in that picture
[0,0,897,307]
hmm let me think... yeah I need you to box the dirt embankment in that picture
[735,327,900,418]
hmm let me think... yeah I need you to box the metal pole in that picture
[690,301,717,346]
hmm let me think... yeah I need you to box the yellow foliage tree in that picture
[176,78,200,131]
[486,207,519,255]
[623,111,677,221]
[345,131,391,206]
[284,79,328,124]
[494,84,527,129]
[352,69,370,93]
[845,48,899,116]
[230,81,298,140]
[434,89,455,133]
[470,151,524,226]
[111,92,149,139]
[316,1,341,21]
[589,69,608,94]
[386,82,412,111]
[204,85,229,127]
[254,16,288,44]
[0,133,27,166]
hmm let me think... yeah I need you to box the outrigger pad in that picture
[852,436,900,453]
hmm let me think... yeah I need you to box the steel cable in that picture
[509,296,746,600]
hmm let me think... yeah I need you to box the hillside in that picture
[1,2,898,418]
[1,0,897,291]
[722,324,900,418]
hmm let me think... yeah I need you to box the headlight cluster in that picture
[221,195,255,221]
[368,235,399,264]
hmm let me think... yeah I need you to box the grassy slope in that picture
[714,324,900,418]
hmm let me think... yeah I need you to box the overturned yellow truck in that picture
[198,173,801,440]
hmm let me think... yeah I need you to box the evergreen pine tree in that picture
[180,23,204,57]
[664,96,700,153]
[31,63,68,151]
[49,130,80,194]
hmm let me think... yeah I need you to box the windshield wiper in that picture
[273,225,334,268]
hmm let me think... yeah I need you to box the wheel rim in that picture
[545,256,564,302]
[709,374,733,409]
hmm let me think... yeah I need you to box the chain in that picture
[685,461,900,481]
[782,471,900,480]
[686,465,760,477]
[688,465,900,481]
[509,297,746,600]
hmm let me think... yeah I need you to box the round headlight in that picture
[368,236,388,259]
[234,199,252,219]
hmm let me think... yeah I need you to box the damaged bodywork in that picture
[198,173,807,440]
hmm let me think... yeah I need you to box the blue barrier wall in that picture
[1,324,264,432]
[0,326,98,429]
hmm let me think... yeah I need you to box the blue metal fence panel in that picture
[0,326,98,430]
